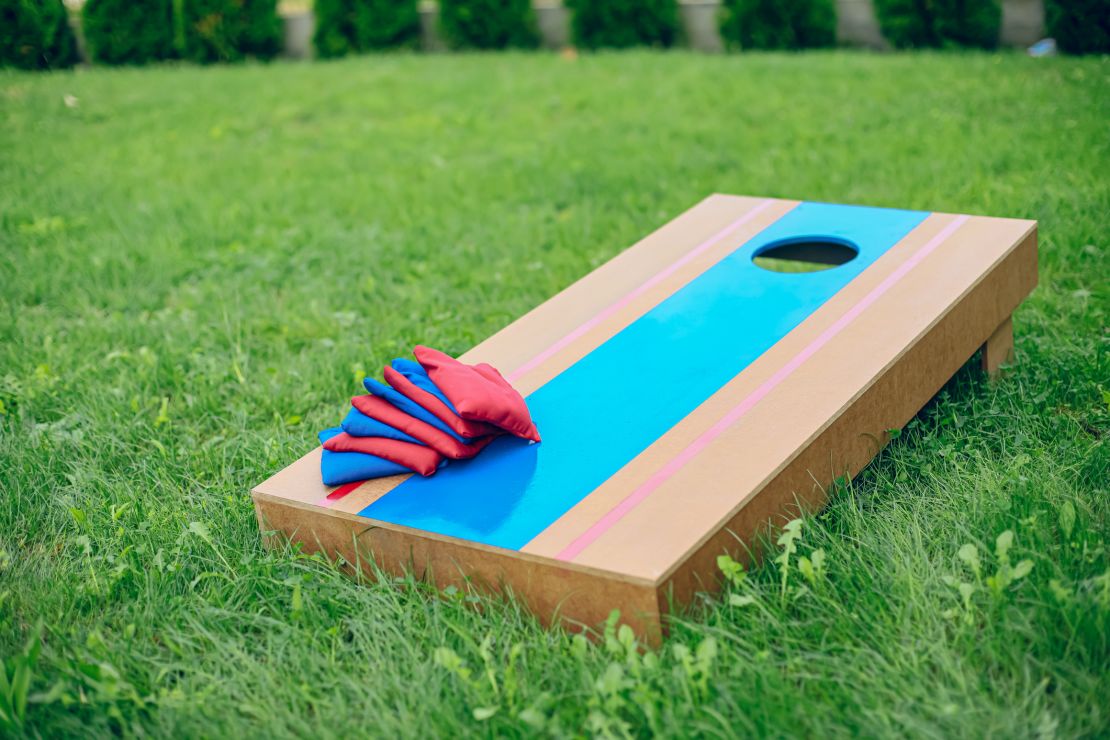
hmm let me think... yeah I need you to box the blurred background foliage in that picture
[3,0,1108,69]
[720,0,837,50]
[873,0,1002,49]
[438,0,539,50]
[181,0,283,64]
[567,0,678,49]
[1045,0,1110,54]
[82,0,177,65]
[312,0,420,58]
[0,0,77,69]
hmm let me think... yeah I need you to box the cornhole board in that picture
[253,195,1037,641]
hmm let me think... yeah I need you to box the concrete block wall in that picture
[535,1,571,49]
[1000,0,1046,47]
[282,10,315,59]
[837,0,889,49]
[679,1,725,53]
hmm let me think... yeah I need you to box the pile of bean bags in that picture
[319,346,540,486]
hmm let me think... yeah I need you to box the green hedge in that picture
[567,0,678,49]
[313,0,420,58]
[873,0,1001,49]
[438,0,538,49]
[720,0,836,50]
[1046,0,1110,54]
[182,0,282,63]
[0,0,78,69]
[83,0,176,65]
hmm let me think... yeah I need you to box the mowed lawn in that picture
[1,51,1107,737]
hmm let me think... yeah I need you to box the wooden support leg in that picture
[981,315,1014,377]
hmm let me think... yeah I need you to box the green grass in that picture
[1,50,1107,737]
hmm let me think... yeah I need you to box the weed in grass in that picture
[774,517,803,605]
[944,529,1034,624]
[0,624,41,734]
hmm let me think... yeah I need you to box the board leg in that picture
[980,315,1015,377]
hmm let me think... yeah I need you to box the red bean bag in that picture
[413,346,541,442]
[350,394,500,460]
[383,366,500,440]
[319,427,411,486]
[322,432,443,477]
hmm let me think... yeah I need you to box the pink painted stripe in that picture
[555,215,970,562]
[507,199,779,383]
[315,480,364,508]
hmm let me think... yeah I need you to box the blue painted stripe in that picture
[359,203,929,550]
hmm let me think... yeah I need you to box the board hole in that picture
[752,238,858,274]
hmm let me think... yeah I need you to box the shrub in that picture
[873,0,1001,49]
[1046,0,1110,54]
[719,0,836,50]
[0,0,78,70]
[568,0,678,49]
[182,0,282,63]
[83,0,176,65]
[313,0,420,58]
[313,0,353,57]
[438,0,538,49]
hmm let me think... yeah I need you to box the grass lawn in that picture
[1,50,1107,737]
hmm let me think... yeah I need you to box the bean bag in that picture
[390,358,455,406]
[351,394,500,460]
[363,376,470,442]
[318,428,410,486]
[414,345,540,442]
[341,407,421,443]
[384,365,501,440]
[323,432,442,476]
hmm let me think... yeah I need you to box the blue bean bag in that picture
[391,357,457,410]
[341,407,421,443]
[319,427,410,486]
[362,376,474,443]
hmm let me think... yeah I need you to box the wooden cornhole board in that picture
[253,195,1037,641]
